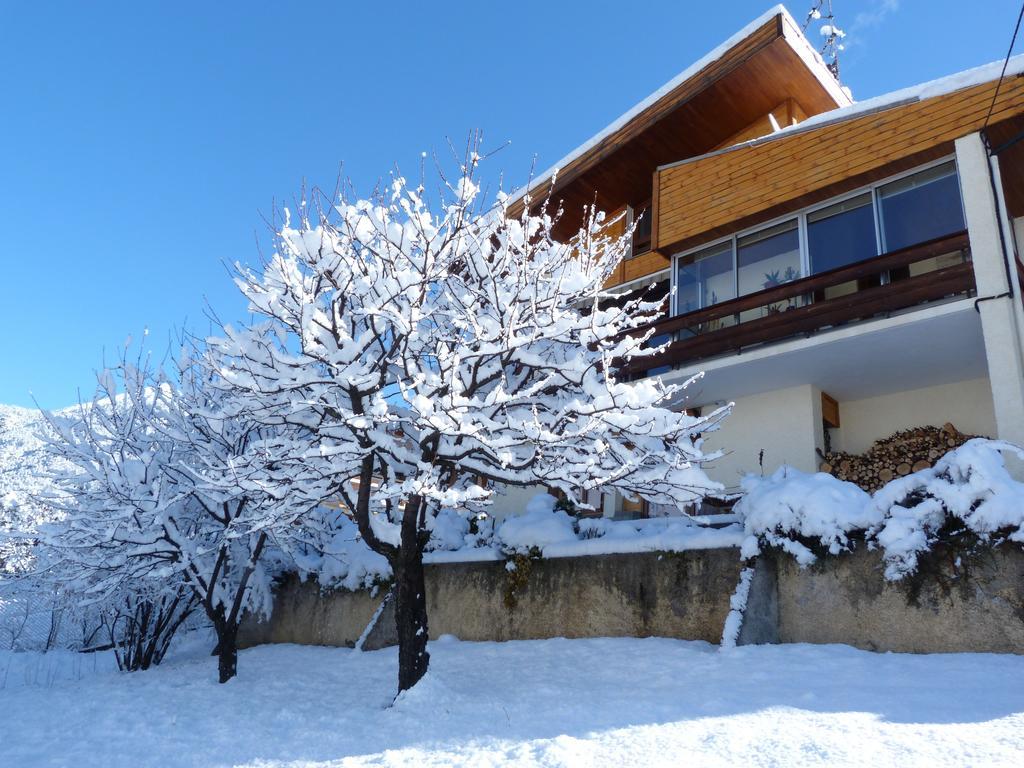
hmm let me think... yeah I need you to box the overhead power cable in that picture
[981,0,1024,133]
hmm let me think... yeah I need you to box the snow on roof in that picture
[662,53,1024,169]
[783,53,1024,136]
[510,4,845,203]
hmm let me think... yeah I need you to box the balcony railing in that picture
[622,231,974,376]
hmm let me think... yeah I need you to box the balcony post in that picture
[955,131,1024,458]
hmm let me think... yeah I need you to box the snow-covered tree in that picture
[211,147,727,692]
[38,350,330,682]
[28,366,197,667]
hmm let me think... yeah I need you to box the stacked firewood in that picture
[818,423,980,492]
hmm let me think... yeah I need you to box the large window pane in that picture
[737,220,801,321]
[878,162,965,252]
[737,220,801,295]
[807,193,877,273]
[675,242,734,315]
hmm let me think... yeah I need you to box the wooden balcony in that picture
[623,232,974,377]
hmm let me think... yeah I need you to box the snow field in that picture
[2,636,1023,767]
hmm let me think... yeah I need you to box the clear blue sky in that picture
[1,1,1020,408]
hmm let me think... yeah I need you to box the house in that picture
[496,4,1024,518]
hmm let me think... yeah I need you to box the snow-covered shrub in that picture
[425,508,472,552]
[868,439,1024,580]
[101,590,197,672]
[577,517,613,540]
[736,466,876,566]
[464,514,495,549]
[295,514,392,592]
[736,440,1024,582]
[496,494,577,555]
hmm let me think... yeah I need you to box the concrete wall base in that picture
[240,546,1024,656]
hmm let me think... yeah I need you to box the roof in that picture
[509,4,850,205]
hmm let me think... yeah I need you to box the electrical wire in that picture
[981,0,1024,132]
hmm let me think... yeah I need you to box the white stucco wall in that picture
[488,376,998,518]
[829,377,996,456]
[699,384,824,492]
[698,377,996,491]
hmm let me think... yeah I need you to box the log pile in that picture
[818,423,981,493]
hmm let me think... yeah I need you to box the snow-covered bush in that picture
[295,513,392,592]
[100,589,197,672]
[868,439,1024,580]
[496,495,577,555]
[736,440,1024,580]
[425,508,472,553]
[736,467,876,566]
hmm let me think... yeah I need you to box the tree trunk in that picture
[391,493,430,694]
[217,625,238,684]
[393,543,430,694]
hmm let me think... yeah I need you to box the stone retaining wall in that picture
[240,549,743,650]
[773,547,1024,653]
[239,545,1024,655]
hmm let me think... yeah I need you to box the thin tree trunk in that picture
[217,624,238,684]
[394,494,430,694]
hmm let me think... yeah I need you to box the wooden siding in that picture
[655,75,1024,255]
[599,207,629,287]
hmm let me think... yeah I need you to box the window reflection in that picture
[676,242,734,314]
[807,194,876,273]
[808,193,878,299]
[737,220,801,321]
[878,162,965,252]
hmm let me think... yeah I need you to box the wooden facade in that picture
[655,76,1024,258]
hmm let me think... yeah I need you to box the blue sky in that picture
[0,0,1020,408]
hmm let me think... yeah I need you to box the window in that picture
[675,241,734,315]
[878,161,965,252]
[807,193,876,274]
[631,202,653,256]
[672,158,969,320]
[737,219,800,296]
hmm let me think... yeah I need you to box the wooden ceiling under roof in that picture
[508,12,847,241]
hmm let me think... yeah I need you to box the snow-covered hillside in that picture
[0,403,76,647]
[0,404,72,568]
[0,403,65,518]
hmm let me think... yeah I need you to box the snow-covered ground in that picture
[2,636,1023,767]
